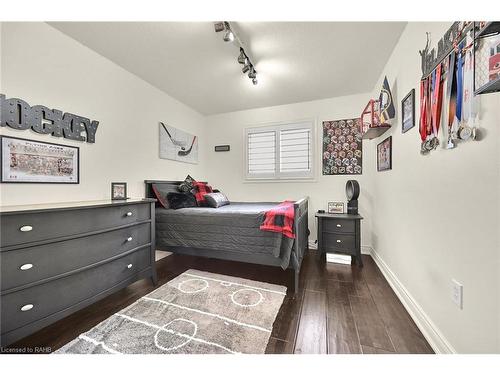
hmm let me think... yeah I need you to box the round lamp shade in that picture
[346,180,360,201]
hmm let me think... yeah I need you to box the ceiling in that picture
[49,22,406,115]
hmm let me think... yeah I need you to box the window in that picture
[245,121,314,180]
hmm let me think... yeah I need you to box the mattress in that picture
[155,202,294,269]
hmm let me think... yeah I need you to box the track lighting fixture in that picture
[237,48,246,64]
[223,28,234,42]
[248,66,257,79]
[214,21,258,85]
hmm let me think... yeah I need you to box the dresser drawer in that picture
[1,247,151,334]
[1,222,151,292]
[1,204,150,248]
[322,233,356,254]
[322,218,355,233]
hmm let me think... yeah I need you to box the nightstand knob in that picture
[126,212,133,217]
[336,239,342,243]
[20,225,33,232]
[127,237,133,242]
[127,264,133,269]
[336,224,342,228]
[20,263,33,271]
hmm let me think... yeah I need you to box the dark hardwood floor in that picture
[8,250,434,354]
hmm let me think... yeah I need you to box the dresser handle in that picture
[21,304,34,312]
[20,264,33,271]
[336,239,342,243]
[336,224,342,228]
[127,237,133,242]
[127,264,133,269]
[126,212,133,217]
[20,225,33,232]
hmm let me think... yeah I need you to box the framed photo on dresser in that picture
[0,135,79,183]
[111,182,128,200]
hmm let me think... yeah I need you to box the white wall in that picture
[366,22,500,353]
[205,93,374,248]
[206,23,500,353]
[0,22,207,206]
[1,21,498,353]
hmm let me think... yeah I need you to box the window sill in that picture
[244,178,317,184]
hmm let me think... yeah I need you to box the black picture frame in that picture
[401,89,415,133]
[377,136,392,172]
[0,135,80,184]
[111,182,128,200]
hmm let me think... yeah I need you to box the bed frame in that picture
[144,180,309,294]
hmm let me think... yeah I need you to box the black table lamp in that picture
[346,180,360,215]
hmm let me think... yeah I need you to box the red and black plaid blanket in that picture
[260,201,295,239]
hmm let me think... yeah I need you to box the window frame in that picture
[245,119,315,181]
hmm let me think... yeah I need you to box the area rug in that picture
[56,269,287,354]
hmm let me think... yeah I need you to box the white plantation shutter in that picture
[280,128,312,175]
[246,121,314,179]
[247,131,276,176]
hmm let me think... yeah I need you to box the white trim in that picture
[361,245,372,255]
[245,118,316,181]
[182,272,286,295]
[142,296,271,333]
[366,246,456,354]
[308,244,372,254]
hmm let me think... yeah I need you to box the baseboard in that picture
[308,242,371,255]
[366,246,456,354]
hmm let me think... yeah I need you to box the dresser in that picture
[315,213,363,266]
[0,198,157,347]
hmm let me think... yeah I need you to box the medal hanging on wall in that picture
[445,51,457,149]
[424,63,443,152]
[461,43,480,141]
[454,43,472,141]
[431,63,443,150]
[419,76,430,154]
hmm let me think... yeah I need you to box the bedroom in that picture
[0,1,499,372]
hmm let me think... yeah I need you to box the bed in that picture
[144,180,309,293]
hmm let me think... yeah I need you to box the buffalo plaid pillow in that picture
[191,181,213,206]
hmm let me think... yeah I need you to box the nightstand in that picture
[315,213,363,266]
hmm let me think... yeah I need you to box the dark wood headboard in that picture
[144,180,208,200]
[144,180,182,200]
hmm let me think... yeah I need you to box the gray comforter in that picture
[155,202,294,269]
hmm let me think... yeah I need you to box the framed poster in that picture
[159,122,198,164]
[377,136,392,172]
[401,89,415,133]
[1,136,79,183]
[322,118,362,175]
[327,201,345,214]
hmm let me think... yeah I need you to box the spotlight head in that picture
[223,29,234,42]
[214,22,225,33]
[252,77,258,85]
[248,67,257,79]
[237,49,246,64]
[242,62,250,73]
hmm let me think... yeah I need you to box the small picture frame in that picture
[377,136,392,172]
[111,182,127,200]
[401,89,415,133]
[327,201,345,214]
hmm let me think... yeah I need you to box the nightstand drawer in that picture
[322,233,356,254]
[323,218,355,233]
